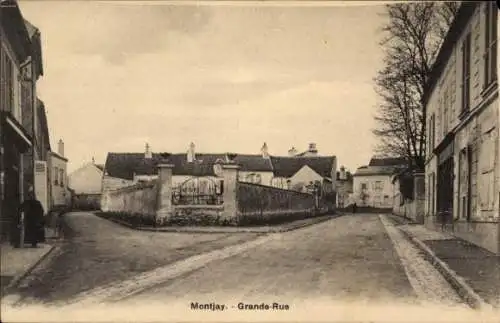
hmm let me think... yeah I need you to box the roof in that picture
[104,152,275,180]
[353,165,404,177]
[104,152,335,180]
[1,0,32,63]
[270,156,335,178]
[95,164,104,171]
[24,19,44,77]
[368,157,408,167]
[422,2,479,107]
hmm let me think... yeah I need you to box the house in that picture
[102,142,337,207]
[33,99,51,214]
[67,158,107,210]
[335,166,353,208]
[352,157,407,208]
[424,2,499,254]
[48,139,70,208]
[0,1,45,242]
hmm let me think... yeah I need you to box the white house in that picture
[424,2,499,254]
[68,158,104,210]
[352,157,407,208]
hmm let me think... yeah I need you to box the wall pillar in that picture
[221,164,239,222]
[156,163,174,224]
[413,171,425,224]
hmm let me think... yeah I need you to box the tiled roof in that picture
[104,152,335,180]
[353,165,404,177]
[104,152,274,180]
[368,157,407,167]
[270,156,335,178]
[37,100,51,152]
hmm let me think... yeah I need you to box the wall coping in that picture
[222,164,240,170]
[157,164,175,168]
[174,205,224,210]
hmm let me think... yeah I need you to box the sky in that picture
[18,0,388,174]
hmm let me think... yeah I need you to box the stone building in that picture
[424,2,498,254]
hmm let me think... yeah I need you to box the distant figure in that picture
[18,188,45,248]
[352,202,357,214]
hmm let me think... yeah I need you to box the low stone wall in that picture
[237,182,315,220]
[100,180,158,216]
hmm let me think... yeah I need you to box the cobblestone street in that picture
[9,212,261,305]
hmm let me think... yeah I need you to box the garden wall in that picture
[237,182,315,220]
[100,180,158,216]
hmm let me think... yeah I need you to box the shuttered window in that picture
[484,1,498,89]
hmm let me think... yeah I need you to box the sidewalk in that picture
[0,227,60,297]
[391,215,500,309]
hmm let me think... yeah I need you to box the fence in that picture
[172,177,223,206]
[238,182,316,218]
[100,180,158,216]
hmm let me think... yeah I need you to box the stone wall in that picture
[100,180,158,216]
[237,181,315,219]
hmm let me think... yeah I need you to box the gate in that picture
[172,177,223,205]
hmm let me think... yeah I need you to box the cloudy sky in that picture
[18,0,387,173]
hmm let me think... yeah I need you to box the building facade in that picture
[48,140,69,208]
[424,2,499,254]
[0,1,42,242]
[352,157,407,208]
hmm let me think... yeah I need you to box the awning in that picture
[1,112,32,153]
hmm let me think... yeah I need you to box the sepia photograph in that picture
[0,0,499,322]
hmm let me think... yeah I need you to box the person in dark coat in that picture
[352,202,357,214]
[18,189,45,248]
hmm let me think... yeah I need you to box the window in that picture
[428,114,436,155]
[361,183,367,190]
[443,87,449,135]
[0,50,14,112]
[60,169,64,187]
[54,167,58,185]
[374,181,383,191]
[255,174,262,184]
[484,1,498,89]
[461,33,471,113]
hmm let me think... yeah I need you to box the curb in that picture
[1,243,59,297]
[398,228,493,311]
[95,213,339,234]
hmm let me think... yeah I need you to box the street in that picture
[5,212,466,310]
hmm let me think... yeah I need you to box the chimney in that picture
[261,142,269,158]
[144,143,152,159]
[339,165,347,180]
[92,156,95,164]
[57,139,64,157]
[308,143,318,155]
[187,142,195,163]
[288,147,297,157]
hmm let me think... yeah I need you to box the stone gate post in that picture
[221,164,240,222]
[156,163,174,224]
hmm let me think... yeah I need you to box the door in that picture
[2,141,21,243]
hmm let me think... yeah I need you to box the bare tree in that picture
[373,2,460,170]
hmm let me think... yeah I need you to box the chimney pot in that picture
[261,142,269,158]
[57,139,64,157]
[187,142,196,162]
[145,143,152,159]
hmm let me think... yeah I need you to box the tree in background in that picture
[373,2,460,171]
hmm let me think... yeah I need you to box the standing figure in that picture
[19,188,45,248]
[352,202,357,214]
